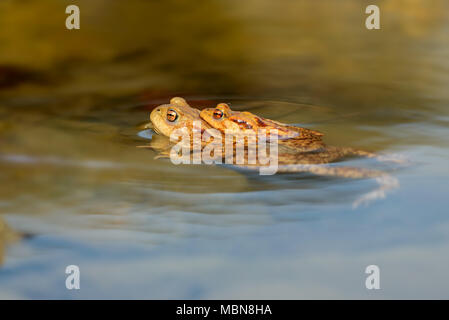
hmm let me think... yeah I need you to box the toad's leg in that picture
[282,164,399,208]
[331,146,408,165]
[241,163,399,208]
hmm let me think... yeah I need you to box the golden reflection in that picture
[0,0,448,267]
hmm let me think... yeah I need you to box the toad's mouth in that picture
[152,126,162,135]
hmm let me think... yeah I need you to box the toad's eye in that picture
[166,109,178,122]
[213,109,224,120]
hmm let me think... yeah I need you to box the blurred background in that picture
[0,0,449,299]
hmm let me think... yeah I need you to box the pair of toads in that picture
[144,97,401,206]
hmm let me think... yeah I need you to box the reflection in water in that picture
[0,0,449,298]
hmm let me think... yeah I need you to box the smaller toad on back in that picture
[200,103,329,153]
[200,103,323,142]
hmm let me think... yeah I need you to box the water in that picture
[0,0,449,299]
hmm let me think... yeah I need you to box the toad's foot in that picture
[249,164,400,208]
[352,175,400,209]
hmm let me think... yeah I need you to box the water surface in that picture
[0,0,449,299]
